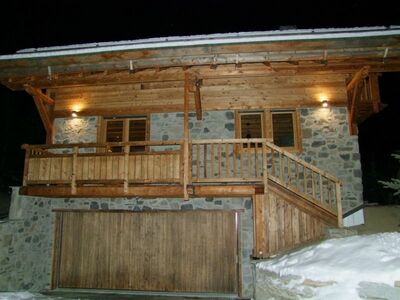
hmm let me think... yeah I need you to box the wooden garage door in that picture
[52,210,239,293]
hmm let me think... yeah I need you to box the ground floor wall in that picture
[0,188,254,297]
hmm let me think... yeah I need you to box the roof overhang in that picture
[1,26,400,90]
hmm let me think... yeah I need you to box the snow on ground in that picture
[258,232,400,299]
[0,293,52,300]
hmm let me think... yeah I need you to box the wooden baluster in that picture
[240,144,244,178]
[247,142,251,178]
[271,148,275,177]
[262,142,268,194]
[335,182,343,227]
[319,174,324,205]
[254,142,259,178]
[218,143,222,178]
[311,171,316,200]
[295,161,299,192]
[225,143,230,178]
[210,143,214,178]
[196,144,200,180]
[303,166,308,194]
[71,146,78,195]
[123,145,129,193]
[203,144,207,178]
[233,143,237,178]
[328,180,332,209]
[279,152,283,183]
[287,157,291,186]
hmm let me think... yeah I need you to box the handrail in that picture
[265,141,341,183]
[22,140,184,150]
[190,138,342,224]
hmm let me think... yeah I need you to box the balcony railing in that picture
[22,138,342,223]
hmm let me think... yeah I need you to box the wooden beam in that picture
[194,78,202,120]
[253,194,267,257]
[346,66,370,92]
[369,73,381,113]
[32,95,53,137]
[24,84,55,105]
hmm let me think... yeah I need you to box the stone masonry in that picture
[0,188,254,297]
[299,107,363,211]
[52,108,362,211]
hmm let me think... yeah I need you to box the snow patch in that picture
[258,232,400,299]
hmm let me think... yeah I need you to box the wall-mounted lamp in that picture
[71,111,78,118]
[321,100,329,108]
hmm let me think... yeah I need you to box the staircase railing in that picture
[190,138,342,225]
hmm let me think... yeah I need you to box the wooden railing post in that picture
[183,73,190,200]
[335,182,343,227]
[71,146,78,195]
[21,144,30,187]
[123,145,129,194]
[262,141,268,194]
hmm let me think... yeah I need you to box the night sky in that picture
[0,1,399,203]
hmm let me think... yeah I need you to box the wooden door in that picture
[52,210,239,293]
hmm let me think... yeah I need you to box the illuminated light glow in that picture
[71,111,78,118]
[322,100,329,108]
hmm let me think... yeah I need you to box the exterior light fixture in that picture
[322,100,328,108]
[71,111,78,118]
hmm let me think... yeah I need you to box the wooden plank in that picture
[253,194,267,258]
[55,210,238,293]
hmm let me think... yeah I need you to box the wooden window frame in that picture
[98,115,150,152]
[235,109,302,152]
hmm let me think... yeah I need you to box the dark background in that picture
[0,1,399,215]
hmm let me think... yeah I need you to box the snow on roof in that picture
[1,26,400,61]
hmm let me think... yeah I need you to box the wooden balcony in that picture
[21,138,342,226]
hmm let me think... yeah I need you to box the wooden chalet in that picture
[1,26,400,297]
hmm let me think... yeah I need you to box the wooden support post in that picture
[71,146,78,195]
[369,73,381,113]
[253,194,267,258]
[183,73,190,200]
[335,182,343,227]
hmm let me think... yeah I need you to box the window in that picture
[102,116,148,153]
[236,110,302,151]
[272,112,296,148]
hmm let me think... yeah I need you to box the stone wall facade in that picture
[53,116,98,144]
[52,107,362,211]
[0,189,254,297]
[299,107,363,211]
